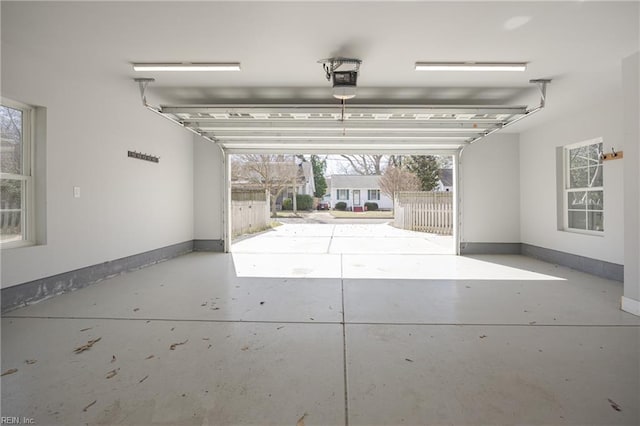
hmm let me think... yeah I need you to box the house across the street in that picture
[437,168,453,192]
[330,175,393,211]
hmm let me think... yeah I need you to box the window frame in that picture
[563,137,604,236]
[1,97,34,248]
[367,189,380,201]
[337,189,349,201]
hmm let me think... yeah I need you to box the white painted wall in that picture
[622,52,639,305]
[519,94,624,265]
[1,39,194,288]
[460,133,521,243]
[193,135,224,241]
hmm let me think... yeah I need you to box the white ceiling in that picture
[2,1,639,146]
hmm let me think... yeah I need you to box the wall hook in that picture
[602,147,623,161]
[128,150,159,163]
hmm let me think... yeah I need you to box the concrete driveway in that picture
[231,222,453,255]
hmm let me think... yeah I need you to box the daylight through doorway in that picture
[228,153,456,256]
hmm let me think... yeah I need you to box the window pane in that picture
[588,165,603,187]
[588,190,603,210]
[1,179,23,242]
[569,167,588,188]
[588,211,604,231]
[0,105,23,175]
[587,143,603,163]
[568,211,586,229]
[569,146,588,168]
[568,191,587,209]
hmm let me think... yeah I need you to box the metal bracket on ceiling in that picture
[133,77,220,146]
[465,78,552,146]
[529,79,551,109]
[134,78,156,107]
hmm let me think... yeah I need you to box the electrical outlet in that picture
[73,186,81,198]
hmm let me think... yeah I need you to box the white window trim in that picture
[1,98,35,248]
[563,137,604,236]
[367,189,380,201]
[337,189,349,201]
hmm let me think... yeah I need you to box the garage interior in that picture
[1,1,639,425]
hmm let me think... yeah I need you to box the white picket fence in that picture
[231,190,271,237]
[394,191,454,235]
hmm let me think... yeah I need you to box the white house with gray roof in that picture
[329,175,393,211]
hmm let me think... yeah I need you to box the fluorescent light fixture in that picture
[132,63,241,72]
[415,62,527,72]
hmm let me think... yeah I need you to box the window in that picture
[1,99,32,245]
[564,138,603,233]
[337,189,349,200]
[367,189,380,200]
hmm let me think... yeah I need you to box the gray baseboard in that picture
[460,242,522,255]
[461,242,623,282]
[1,241,194,313]
[193,239,224,252]
[521,243,624,282]
[2,238,622,313]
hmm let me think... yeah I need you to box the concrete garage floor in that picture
[232,223,454,255]
[1,227,639,425]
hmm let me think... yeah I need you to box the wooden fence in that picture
[231,190,271,237]
[394,191,453,235]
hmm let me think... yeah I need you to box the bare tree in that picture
[231,154,299,216]
[339,154,385,175]
[1,106,24,211]
[0,105,23,174]
[379,166,420,202]
[387,155,404,168]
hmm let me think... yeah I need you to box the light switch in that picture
[73,186,81,198]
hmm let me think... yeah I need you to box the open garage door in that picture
[154,104,527,155]
[134,77,549,155]
[134,79,549,253]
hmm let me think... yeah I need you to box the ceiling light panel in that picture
[132,63,241,72]
[415,62,527,72]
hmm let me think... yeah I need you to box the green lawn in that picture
[329,210,394,219]
[273,211,303,218]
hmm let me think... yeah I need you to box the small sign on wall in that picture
[128,150,159,163]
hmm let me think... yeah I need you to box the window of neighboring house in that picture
[337,189,349,200]
[1,99,32,246]
[367,189,380,200]
[564,138,604,233]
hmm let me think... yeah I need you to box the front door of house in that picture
[353,190,361,206]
